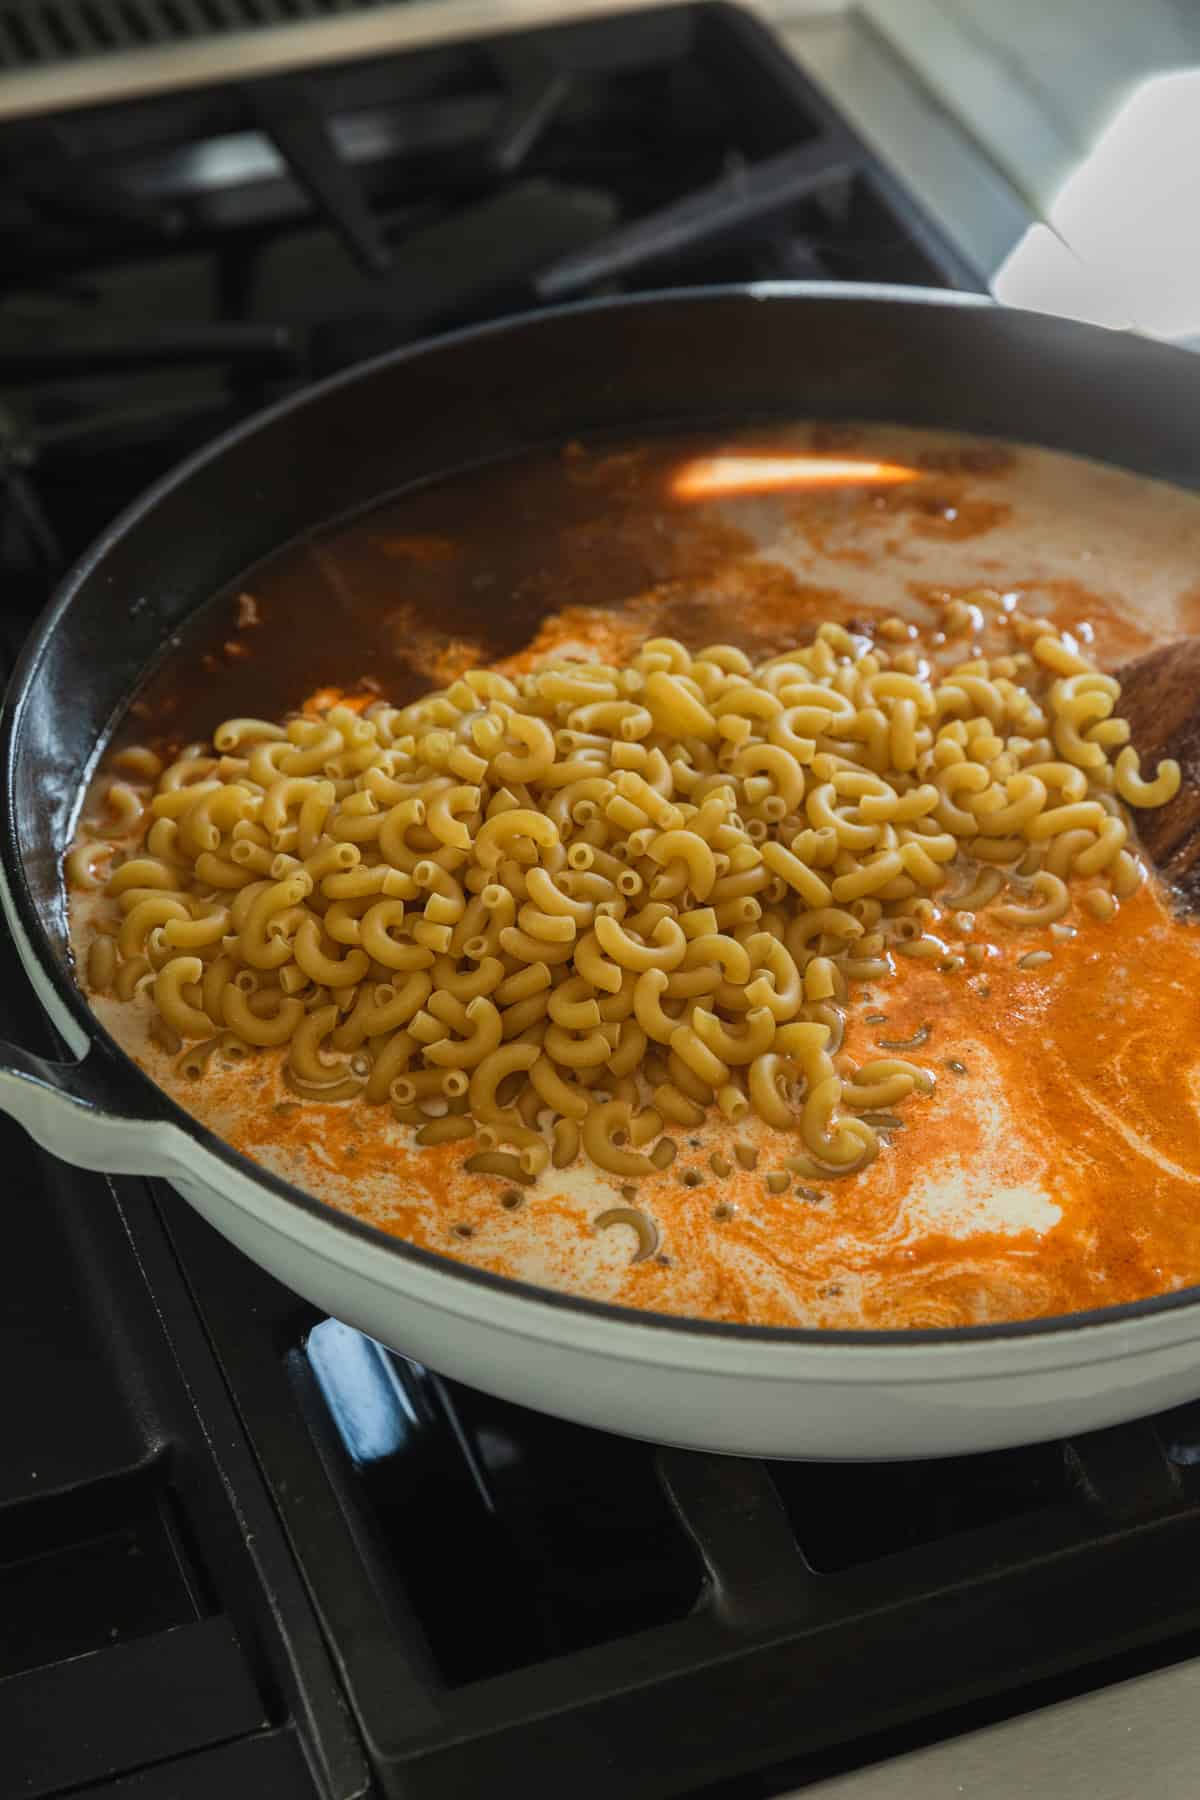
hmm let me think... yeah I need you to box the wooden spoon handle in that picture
[1117,637,1200,899]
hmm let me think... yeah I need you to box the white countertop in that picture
[845,0,1200,339]
[858,0,1200,215]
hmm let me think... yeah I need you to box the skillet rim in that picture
[6,278,1200,1352]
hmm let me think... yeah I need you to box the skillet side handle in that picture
[0,1039,184,1178]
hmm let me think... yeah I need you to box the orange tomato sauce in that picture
[73,425,1200,1328]
[174,876,1198,1330]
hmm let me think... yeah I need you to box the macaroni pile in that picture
[71,619,1180,1188]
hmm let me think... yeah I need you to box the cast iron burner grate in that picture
[0,909,366,1796]
[0,3,979,617]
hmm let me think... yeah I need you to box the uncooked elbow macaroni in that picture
[69,617,1179,1189]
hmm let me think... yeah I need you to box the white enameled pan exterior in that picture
[5,854,1200,1462]
[6,288,1200,1460]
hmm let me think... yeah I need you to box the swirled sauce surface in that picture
[70,425,1200,1328]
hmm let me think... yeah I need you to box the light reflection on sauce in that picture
[671,455,920,499]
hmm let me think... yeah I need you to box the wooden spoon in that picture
[1117,637,1200,900]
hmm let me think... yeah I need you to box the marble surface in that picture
[858,0,1200,212]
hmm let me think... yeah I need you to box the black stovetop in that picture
[7,8,1200,1798]
[1,2,980,606]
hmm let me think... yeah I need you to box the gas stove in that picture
[1,0,984,605]
[4,6,1199,1798]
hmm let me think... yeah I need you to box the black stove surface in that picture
[7,8,1200,1798]
[1,2,979,608]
